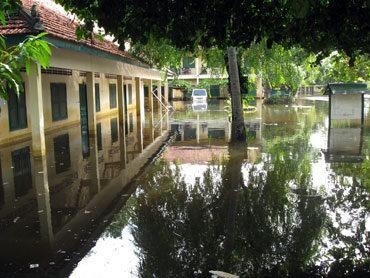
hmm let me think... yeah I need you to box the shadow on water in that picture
[0,99,369,277]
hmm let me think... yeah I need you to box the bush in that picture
[264,95,294,105]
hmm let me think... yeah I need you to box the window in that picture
[129,113,134,132]
[109,83,117,109]
[97,123,102,151]
[51,83,68,121]
[111,118,118,143]
[54,133,71,174]
[95,83,101,112]
[11,146,32,198]
[8,87,27,131]
[127,84,133,105]
[183,57,195,68]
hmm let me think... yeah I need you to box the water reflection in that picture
[73,100,369,277]
[0,107,169,276]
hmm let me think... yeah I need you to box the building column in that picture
[29,63,46,157]
[134,77,144,152]
[148,80,155,142]
[86,72,97,134]
[117,75,127,168]
[82,134,100,193]
[163,81,169,106]
[135,77,145,122]
[157,83,163,134]
[33,155,54,245]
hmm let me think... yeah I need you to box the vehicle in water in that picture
[191,89,208,103]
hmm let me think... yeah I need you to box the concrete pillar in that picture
[163,81,169,106]
[134,77,144,152]
[33,155,54,245]
[82,134,100,193]
[148,80,154,142]
[86,72,97,134]
[157,84,163,134]
[134,77,145,122]
[117,75,127,168]
[29,63,46,157]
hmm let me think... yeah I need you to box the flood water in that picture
[0,99,369,277]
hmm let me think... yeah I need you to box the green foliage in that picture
[0,33,51,100]
[0,3,51,101]
[129,37,185,71]
[168,79,192,91]
[55,0,369,57]
[264,95,294,105]
[243,39,308,92]
[310,51,370,84]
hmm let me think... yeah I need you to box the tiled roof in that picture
[0,0,147,67]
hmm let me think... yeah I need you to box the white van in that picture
[191,89,207,103]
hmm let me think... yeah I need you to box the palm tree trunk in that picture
[227,47,246,142]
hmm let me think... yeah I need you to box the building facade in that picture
[0,0,169,157]
[168,56,229,100]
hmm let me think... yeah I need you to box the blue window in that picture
[109,84,117,109]
[54,133,71,174]
[127,84,133,105]
[95,83,101,112]
[97,123,102,151]
[51,83,68,121]
[111,118,118,143]
[11,146,32,198]
[8,87,27,131]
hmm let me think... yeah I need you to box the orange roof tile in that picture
[0,0,147,67]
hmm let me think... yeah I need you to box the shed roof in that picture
[325,83,370,95]
[0,0,148,68]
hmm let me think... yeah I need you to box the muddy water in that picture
[0,99,369,277]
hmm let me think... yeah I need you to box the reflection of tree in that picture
[104,107,369,277]
[128,126,330,277]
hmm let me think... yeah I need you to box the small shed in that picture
[325,83,369,123]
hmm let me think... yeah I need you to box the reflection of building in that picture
[0,107,169,274]
[171,118,231,145]
[0,0,168,157]
[168,56,229,100]
[324,127,364,163]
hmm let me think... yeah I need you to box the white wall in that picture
[330,94,363,120]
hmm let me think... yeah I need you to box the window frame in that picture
[109,83,117,109]
[95,83,101,112]
[7,86,28,131]
[50,83,68,122]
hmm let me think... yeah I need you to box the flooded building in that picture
[0,1,171,273]
[0,0,169,157]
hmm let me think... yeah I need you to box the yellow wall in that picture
[0,71,134,145]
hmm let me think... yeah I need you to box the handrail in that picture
[152,88,174,111]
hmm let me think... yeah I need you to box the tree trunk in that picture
[227,47,246,142]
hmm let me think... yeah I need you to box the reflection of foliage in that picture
[104,197,137,238]
[103,103,369,277]
[129,125,329,276]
